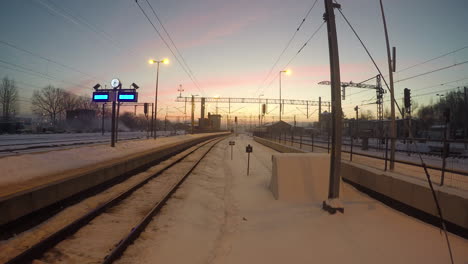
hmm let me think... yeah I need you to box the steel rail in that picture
[102,137,224,263]
[4,135,226,264]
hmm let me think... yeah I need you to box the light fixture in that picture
[131,83,139,89]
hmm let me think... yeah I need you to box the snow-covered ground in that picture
[0,131,186,157]
[0,140,213,263]
[114,134,468,264]
[0,132,217,195]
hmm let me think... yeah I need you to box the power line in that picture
[0,59,88,89]
[144,0,200,87]
[0,39,100,82]
[35,0,139,57]
[135,0,205,95]
[256,0,320,96]
[396,45,468,73]
[411,77,468,92]
[356,45,468,84]
[394,60,468,83]
[262,22,326,95]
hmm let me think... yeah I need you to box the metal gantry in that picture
[176,96,330,120]
[318,74,386,136]
[176,96,329,106]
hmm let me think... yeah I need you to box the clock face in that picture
[111,78,120,88]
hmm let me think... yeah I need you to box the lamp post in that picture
[436,93,444,104]
[279,69,291,121]
[148,58,169,139]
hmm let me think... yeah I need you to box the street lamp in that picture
[148,58,169,139]
[436,93,444,103]
[279,69,291,121]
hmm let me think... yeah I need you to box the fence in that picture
[255,130,468,190]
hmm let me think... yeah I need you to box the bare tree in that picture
[0,77,19,121]
[75,95,99,111]
[360,109,375,120]
[31,85,68,125]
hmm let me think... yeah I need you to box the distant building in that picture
[208,113,221,130]
[253,120,292,137]
[198,112,222,131]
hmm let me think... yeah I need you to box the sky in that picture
[0,0,467,124]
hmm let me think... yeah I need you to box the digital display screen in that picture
[92,92,112,102]
[118,92,138,102]
[93,94,109,100]
[119,94,135,100]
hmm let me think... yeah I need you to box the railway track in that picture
[2,136,225,264]
[0,136,146,157]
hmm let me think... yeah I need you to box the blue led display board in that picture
[118,91,138,102]
[92,91,112,102]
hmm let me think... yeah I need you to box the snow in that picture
[0,131,185,156]
[0,140,213,263]
[115,134,468,264]
[0,132,219,196]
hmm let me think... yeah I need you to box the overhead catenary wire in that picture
[262,22,326,95]
[255,0,320,96]
[347,76,468,100]
[135,0,205,96]
[397,44,468,73]
[337,6,454,262]
[35,0,140,57]
[395,60,468,83]
[0,59,88,89]
[0,40,101,83]
[143,0,202,89]
[356,44,468,85]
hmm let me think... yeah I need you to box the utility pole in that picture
[354,105,359,137]
[178,84,184,98]
[228,98,231,130]
[116,102,121,142]
[111,93,117,147]
[465,87,467,140]
[101,103,105,136]
[279,72,282,121]
[191,95,195,134]
[379,0,396,170]
[323,0,344,213]
[151,103,154,137]
[318,96,322,123]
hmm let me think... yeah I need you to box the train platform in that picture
[0,132,228,225]
[114,135,468,264]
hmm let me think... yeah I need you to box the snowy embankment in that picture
[0,133,216,194]
[115,135,468,264]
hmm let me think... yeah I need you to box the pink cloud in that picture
[136,62,380,104]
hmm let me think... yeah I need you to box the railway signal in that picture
[92,79,139,147]
[404,88,411,109]
[246,144,253,175]
[229,140,235,160]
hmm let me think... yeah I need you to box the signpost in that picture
[92,79,139,147]
[229,140,235,160]
[246,144,253,175]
